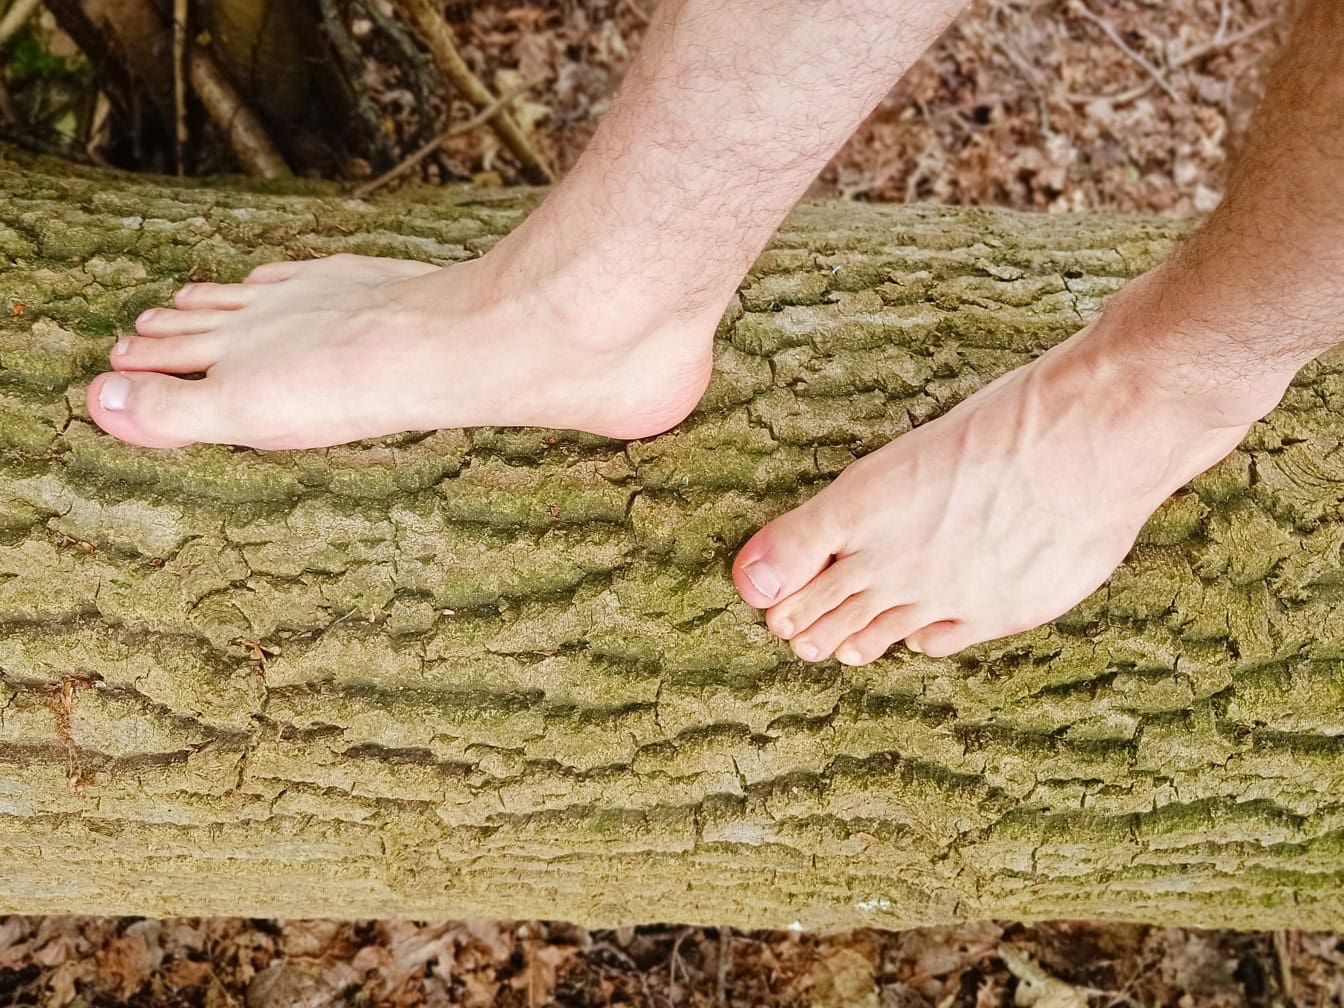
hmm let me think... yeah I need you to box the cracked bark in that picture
[1,149,1344,928]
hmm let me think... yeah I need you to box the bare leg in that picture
[732,0,1344,662]
[87,0,968,449]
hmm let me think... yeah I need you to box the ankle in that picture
[1081,267,1298,430]
[482,198,739,352]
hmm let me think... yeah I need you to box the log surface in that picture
[1,152,1343,929]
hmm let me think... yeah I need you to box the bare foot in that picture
[89,243,716,450]
[731,271,1296,663]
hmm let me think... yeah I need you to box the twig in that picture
[716,927,732,1006]
[393,0,554,185]
[1069,0,1182,104]
[1167,16,1276,72]
[1068,15,1275,107]
[172,0,187,176]
[666,927,693,1006]
[1273,930,1294,1004]
[988,5,1053,135]
[0,0,40,48]
[188,49,291,178]
[352,88,523,198]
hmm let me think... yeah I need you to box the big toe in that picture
[87,372,226,449]
[733,497,846,609]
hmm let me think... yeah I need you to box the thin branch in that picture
[393,0,554,185]
[172,0,187,176]
[188,49,291,178]
[1168,16,1276,72]
[0,0,40,48]
[352,88,523,198]
[1068,15,1275,107]
[715,928,732,1007]
[1069,0,1182,104]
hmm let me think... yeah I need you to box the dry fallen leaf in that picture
[999,945,1089,1008]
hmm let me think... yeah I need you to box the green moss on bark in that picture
[0,150,1342,929]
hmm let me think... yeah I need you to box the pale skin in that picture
[88,0,1343,663]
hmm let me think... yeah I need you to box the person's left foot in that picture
[732,271,1294,663]
[88,241,720,451]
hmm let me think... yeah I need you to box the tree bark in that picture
[1,150,1342,930]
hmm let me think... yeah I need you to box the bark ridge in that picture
[1,151,1342,929]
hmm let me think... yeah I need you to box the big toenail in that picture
[795,641,820,661]
[100,375,131,411]
[113,336,130,355]
[744,561,783,601]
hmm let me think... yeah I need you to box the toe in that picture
[111,332,225,375]
[136,308,231,337]
[87,372,226,449]
[833,605,930,666]
[788,591,886,663]
[733,497,847,609]
[904,620,980,659]
[173,282,257,310]
[764,555,874,641]
[244,261,303,284]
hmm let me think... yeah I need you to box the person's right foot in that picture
[89,246,718,451]
[732,269,1297,663]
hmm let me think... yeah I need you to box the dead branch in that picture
[393,0,554,185]
[1068,0,1181,103]
[352,87,524,198]
[0,0,41,47]
[187,48,291,179]
[1067,15,1275,107]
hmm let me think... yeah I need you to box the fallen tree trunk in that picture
[1,149,1343,930]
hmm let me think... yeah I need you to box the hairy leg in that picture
[734,0,1344,662]
[89,0,969,450]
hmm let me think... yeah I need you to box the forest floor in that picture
[3,0,1337,1005]
[418,0,1287,216]
[2,916,1342,1007]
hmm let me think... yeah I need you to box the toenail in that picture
[775,618,795,638]
[906,640,924,654]
[744,561,783,602]
[835,645,862,665]
[99,375,131,411]
[794,641,820,661]
[137,309,158,323]
[113,336,131,356]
